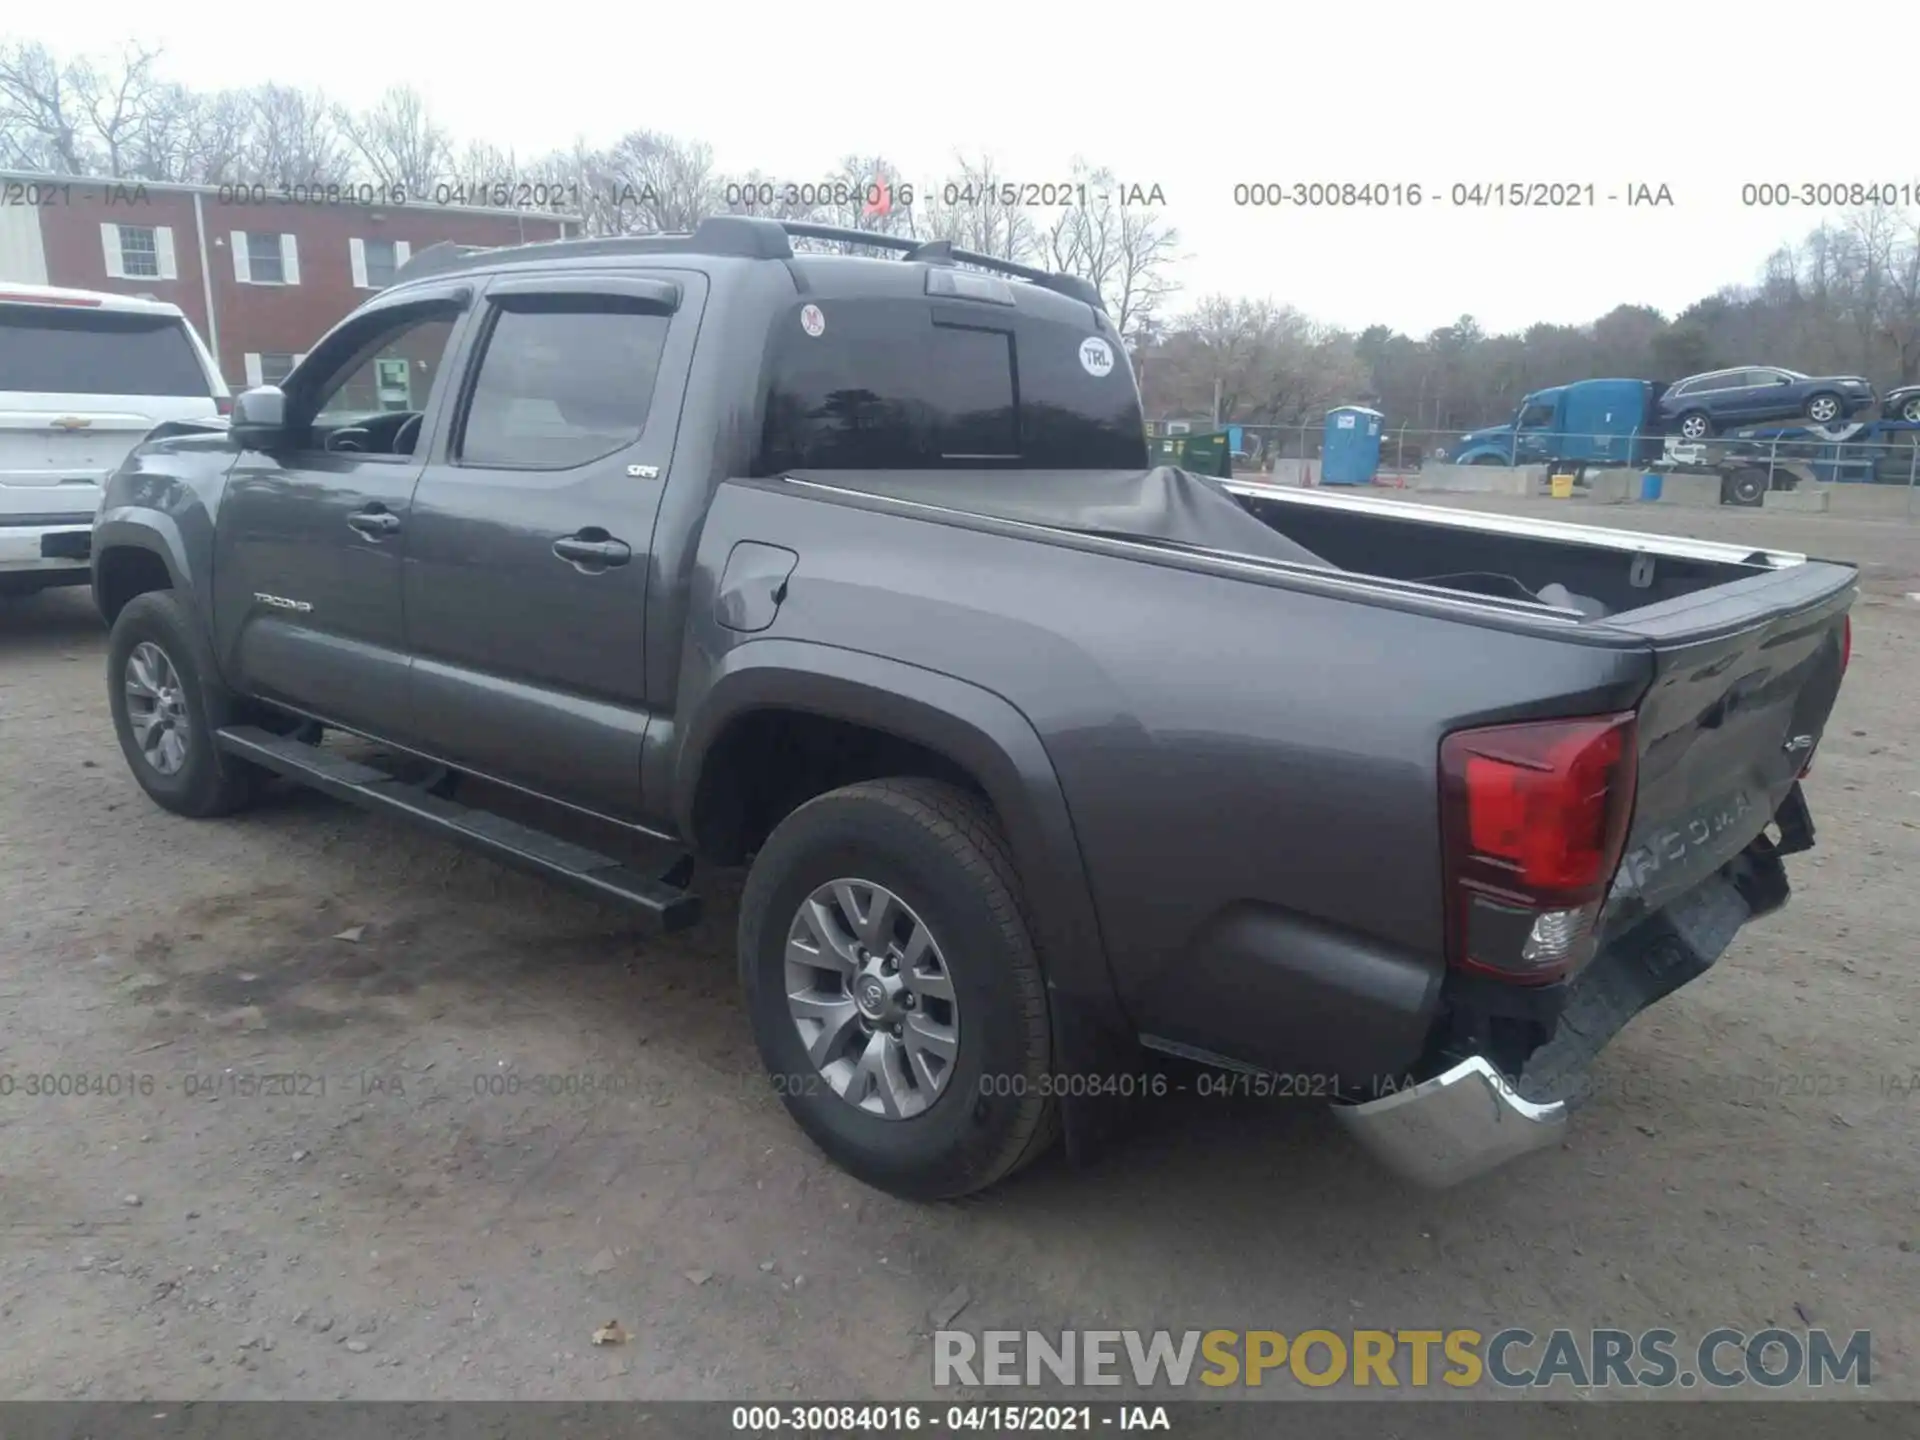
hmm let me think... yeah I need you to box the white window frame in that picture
[350,237,411,290]
[233,231,300,286]
[101,222,177,281]
[244,351,309,388]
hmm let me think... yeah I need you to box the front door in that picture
[402,270,702,819]
[212,290,470,737]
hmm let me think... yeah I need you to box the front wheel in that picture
[107,591,262,817]
[1805,393,1844,425]
[1899,395,1920,424]
[738,778,1057,1199]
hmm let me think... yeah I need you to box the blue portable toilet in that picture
[1322,406,1383,485]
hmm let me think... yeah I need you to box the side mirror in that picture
[230,386,287,446]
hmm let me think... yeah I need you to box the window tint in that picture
[755,298,1146,473]
[247,233,286,284]
[1746,369,1785,386]
[1697,371,1742,390]
[458,299,669,469]
[1516,401,1556,428]
[0,308,210,396]
[1666,378,1695,396]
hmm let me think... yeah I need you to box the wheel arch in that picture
[91,515,193,624]
[672,641,1135,1132]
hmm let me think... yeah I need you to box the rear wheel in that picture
[107,591,263,817]
[1677,410,1714,440]
[738,778,1057,1199]
[1900,395,1920,424]
[1723,467,1769,507]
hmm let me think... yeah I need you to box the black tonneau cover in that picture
[787,466,1335,570]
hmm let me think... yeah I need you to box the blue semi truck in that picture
[1442,377,1920,502]
[1442,378,1666,469]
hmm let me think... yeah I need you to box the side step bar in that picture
[215,726,701,932]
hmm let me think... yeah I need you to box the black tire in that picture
[1723,468,1768,507]
[1804,392,1844,426]
[1677,410,1714,441]
[1899,396,1920,424]
[107,590,262,818]
[738,778,1057,1199]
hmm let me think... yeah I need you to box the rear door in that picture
[401,270,701,819]
[0,300,223,527]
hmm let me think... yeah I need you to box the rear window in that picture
[0,306,211,396]
[754,297,1147,473]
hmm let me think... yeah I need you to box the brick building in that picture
[0,173,577,389]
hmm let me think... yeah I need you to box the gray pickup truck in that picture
[92,218,1856,1199]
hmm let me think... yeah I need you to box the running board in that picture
[214,725,701,932]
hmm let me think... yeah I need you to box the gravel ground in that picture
[1,494,1916,1403]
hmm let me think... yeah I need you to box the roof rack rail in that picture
[390,215,1107,312]
[779,221,1105,312]
[391,217,796,285]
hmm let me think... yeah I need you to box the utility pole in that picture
[1212,376,1222,429]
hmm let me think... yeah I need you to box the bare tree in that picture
[1040,162,1180,342]
[913,152,1040,262]
[245,85,351,187]
[124,85,249,183]
[338,86,451,196]
[0,39,94,172]
[73,44,163,177]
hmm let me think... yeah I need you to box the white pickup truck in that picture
[1,283,228,598]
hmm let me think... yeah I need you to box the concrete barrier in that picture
[1763,487,1831,513]
[1415,463,1539,496]
[1583,468,1642,504]
[1652,473,1727,508]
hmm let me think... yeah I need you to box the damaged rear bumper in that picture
[1332,834,1794,1188]
[1332,1055,1566,1188]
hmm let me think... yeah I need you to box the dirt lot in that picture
[2,494,1916,1403]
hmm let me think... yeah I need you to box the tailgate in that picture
[0,406,163,499]
[1599,557,1855,932]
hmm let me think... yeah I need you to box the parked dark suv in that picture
[1881,383,1920,424]
[1658,366,1874,439]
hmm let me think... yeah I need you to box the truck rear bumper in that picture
[1333,836,1793,1189]
[1331,1055,1566,1187]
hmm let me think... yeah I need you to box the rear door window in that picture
[457,299,670,469]
[754,297,1146,473]
[0,308,211,396]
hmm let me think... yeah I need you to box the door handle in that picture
[553,532,632,569]
[347,507,401,538]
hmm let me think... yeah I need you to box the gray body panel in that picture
[91,236,1857,1095]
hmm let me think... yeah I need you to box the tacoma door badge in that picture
[254,592,312,613]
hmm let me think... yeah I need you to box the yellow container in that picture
[1549,472,1575,499]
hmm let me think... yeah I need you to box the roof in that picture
[391,217,1107,314]
[0,279,186,315]
[0,169,582,224]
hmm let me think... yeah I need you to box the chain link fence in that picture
[1185,422,1920,517]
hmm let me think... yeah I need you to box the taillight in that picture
[215,395,233,416]
[1439,712,1638,985]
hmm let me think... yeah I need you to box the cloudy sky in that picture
[30,0,1914,335]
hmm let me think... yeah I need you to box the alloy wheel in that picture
[124,641,192,776]
[784,878,960,1119]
